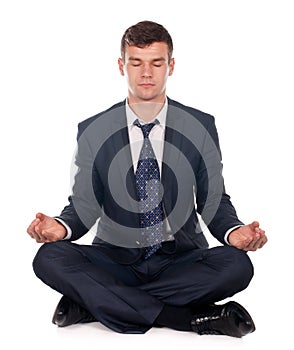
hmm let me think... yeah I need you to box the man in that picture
[27,21,267,337]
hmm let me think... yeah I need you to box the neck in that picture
[127,92,166,123]
[128,100,165,123]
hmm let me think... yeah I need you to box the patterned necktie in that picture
[134,119,164,259]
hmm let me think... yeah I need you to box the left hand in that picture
[27,212,67,243]
[228,221,267,251]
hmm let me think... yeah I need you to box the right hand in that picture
[228,221,267,251]
[27,212,67,243]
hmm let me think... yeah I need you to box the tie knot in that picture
[134,119,159,138]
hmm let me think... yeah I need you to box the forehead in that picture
[124,42,169,60]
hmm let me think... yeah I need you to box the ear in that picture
[168,58,175,76]
[118,58,125,76]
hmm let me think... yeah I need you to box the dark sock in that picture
[155,305,193,331]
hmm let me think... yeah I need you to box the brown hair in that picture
[121,20,173,62]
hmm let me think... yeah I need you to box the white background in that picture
[1,0,293,349]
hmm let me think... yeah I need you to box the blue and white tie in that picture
[134,119,164,259]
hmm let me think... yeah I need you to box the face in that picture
[118,42,175,104]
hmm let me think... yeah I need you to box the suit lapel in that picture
[110,105,138,203]
[162,102,186,192]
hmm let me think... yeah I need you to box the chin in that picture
[136,92,161,102]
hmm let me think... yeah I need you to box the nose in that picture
[141,63,152,78]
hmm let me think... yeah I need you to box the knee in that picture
[225,246,254,290]
[32,241,69,279]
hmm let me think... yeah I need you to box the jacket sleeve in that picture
[195,117,244,244]
[56,122,103,241]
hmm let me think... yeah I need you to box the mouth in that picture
[138,83,155,87]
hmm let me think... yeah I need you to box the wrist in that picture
[225,225,243,245]
[54,218,71,240]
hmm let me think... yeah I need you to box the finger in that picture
[31,232,44,243]
[257,235,268,249]
[35,223,41,235]
[247,235,266,251]
[235,238,253,251]
[254,225,266,238]
[36,212,46,221]
[254,231,261,241]
[258,229,265,236]
[252,238,263,251]
[30,218,40,229]
[27,224,34,236]
[242,235,259,251]
[255,229,266,241]
[27,218,40,235]
[40,229,49,240]
[249,221,260,231]
[255,237,266,250]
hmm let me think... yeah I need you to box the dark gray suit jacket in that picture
[57,98,243,263]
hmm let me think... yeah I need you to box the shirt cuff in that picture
[54,217,72,240]
[224,225,243,245]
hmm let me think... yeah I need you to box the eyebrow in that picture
[128,57,166,62]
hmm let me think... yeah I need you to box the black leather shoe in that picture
[52,296,96,327]
[191,301,255,337]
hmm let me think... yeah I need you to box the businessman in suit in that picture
[27,21,267,337]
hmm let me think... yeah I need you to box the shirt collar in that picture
[125,98,168,127]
